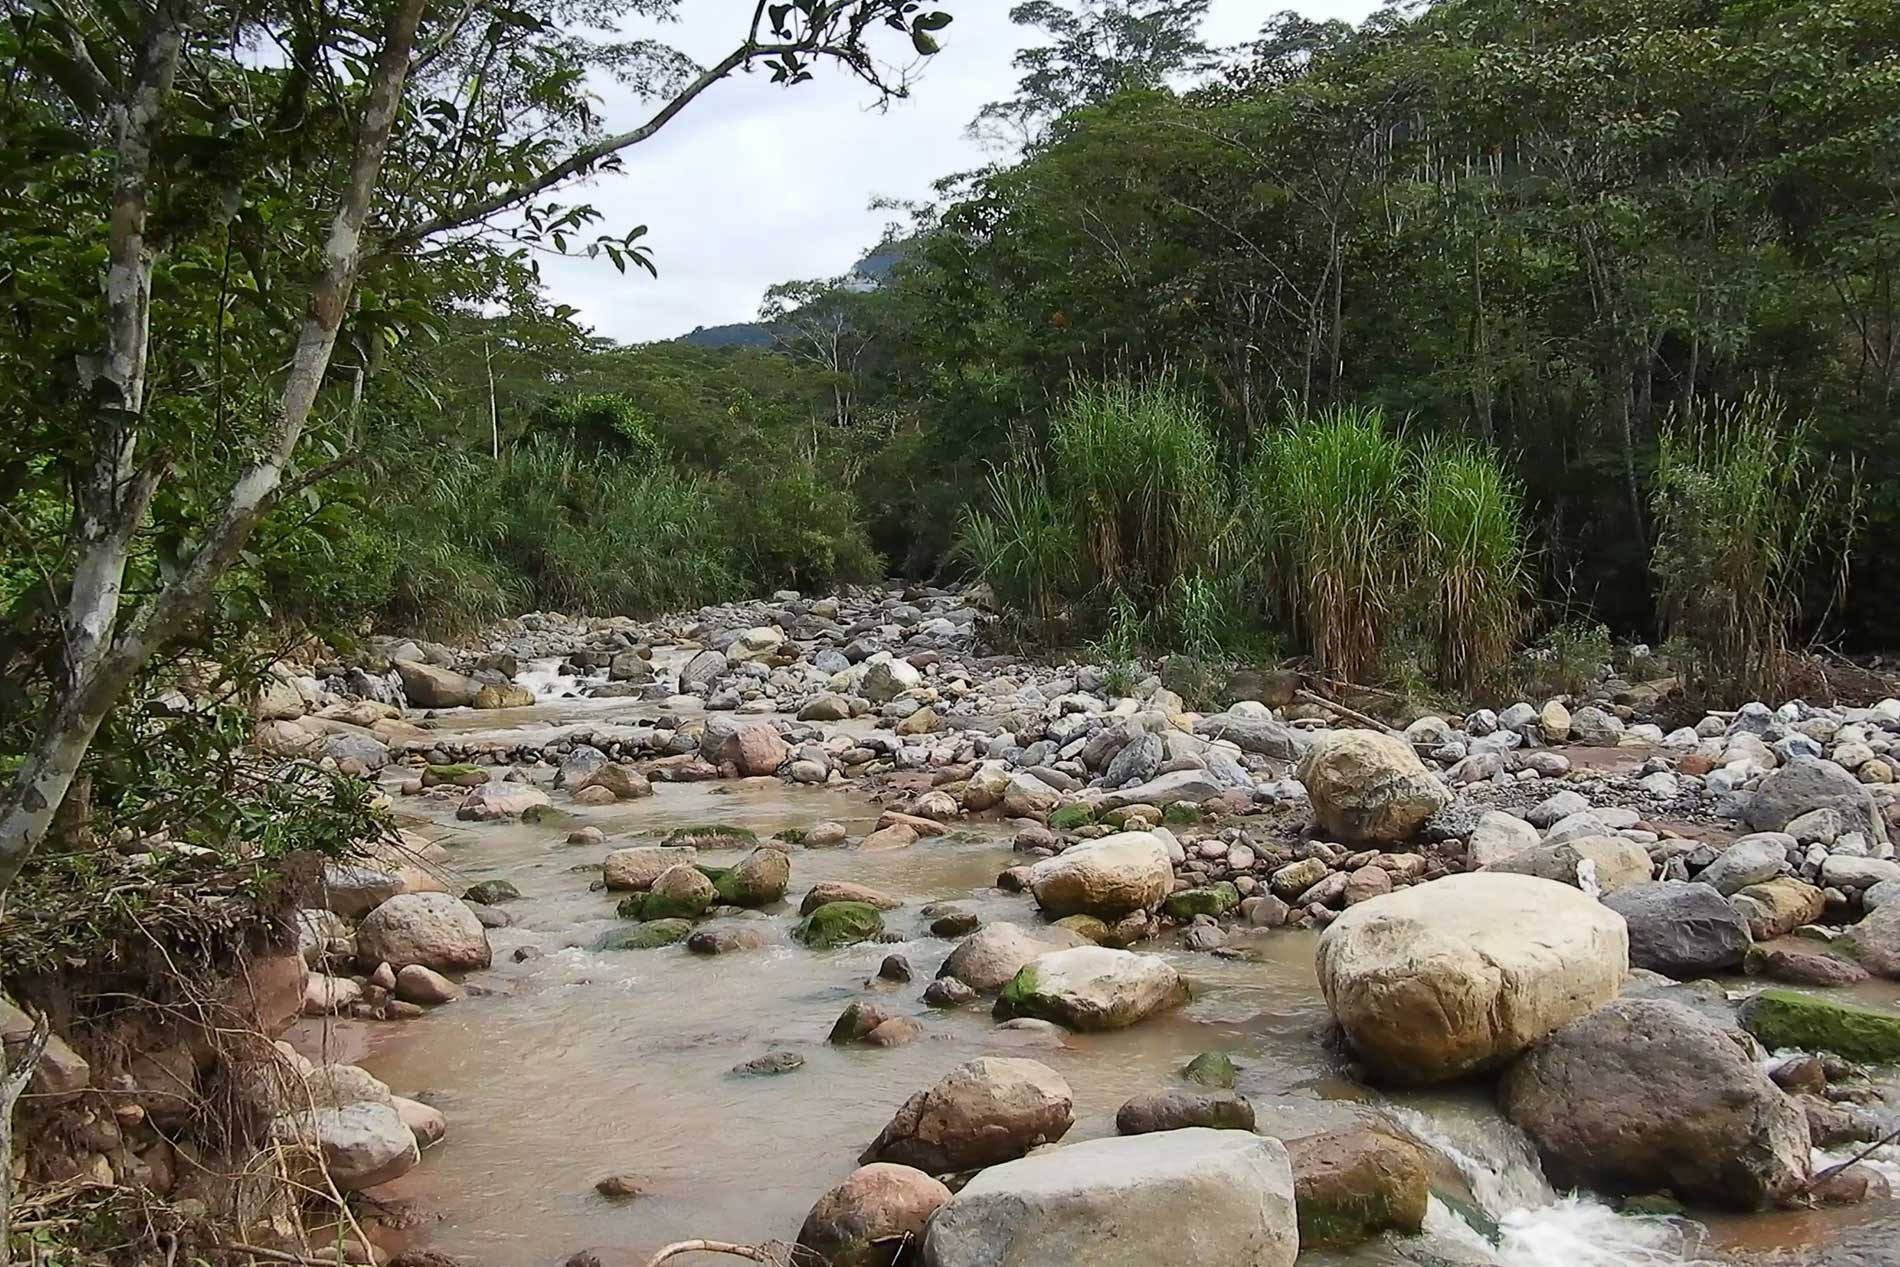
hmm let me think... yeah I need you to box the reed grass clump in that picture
[1650,390,1857,703]
[1413,437,1531,692]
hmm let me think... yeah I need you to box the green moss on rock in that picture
[1048,804,1094,831]
[1738,988,1900,1062]
[626,890,712,921]
[1162,802,1203,826]
[793,901,884,949]
[1164,882,1240,921]
[1183,1051,1238,1088]
[1053,914,1111,944]
[463,880,522,905]
[663,824,758,847]
[596,919,692,950]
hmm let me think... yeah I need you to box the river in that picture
[297,678,1900,1267]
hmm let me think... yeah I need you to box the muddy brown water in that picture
[300,698,1900,1267]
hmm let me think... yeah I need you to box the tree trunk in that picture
[1,1016,48,1263]
[0,0,428,899]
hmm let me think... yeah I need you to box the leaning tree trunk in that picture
[0,1015,48,1263]
[0,0,429,899]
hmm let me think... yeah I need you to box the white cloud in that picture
[533,0,1380,344]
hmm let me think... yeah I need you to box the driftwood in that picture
[641,1242,782,1267]
[1,1013,49,1265]
[1293,688,1399,736]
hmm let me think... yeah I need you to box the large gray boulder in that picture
[356,892,491,972]
[603,845,698,892]
[1195,713,1307,761]
[1028,833,1171,919]
[1503,998,1811,1210]
[679,648,728,691]
[860,1057,1073,1173]
[1746,756,1889,847]
[863,658,922,703]
[272,1102,420,1192]
[1315,873,1627,1084]
[393,659,480,709]
[1601,882,1752,979]
[994,947,1188,1032]
[1094,769,1225,811]
[1698,833,1793,895]
[921,1128,1298,1267]
[1296,730,1450,844]
[937,922,1091,993]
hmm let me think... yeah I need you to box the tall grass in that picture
[1047,377,1230,604]
[951,454,1080,627]
[1413,437,1530,692]
[1247,405,1412,684]
[1651,390,1857,703]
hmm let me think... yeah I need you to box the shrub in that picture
[1247,404,1412,684]
[952,453,1082,628]
[1412,438,1530,692]
[1650,390,1859,703]
[532,392,663,463]
[715,456,882,592]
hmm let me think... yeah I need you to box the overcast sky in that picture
[537,1,1381,345]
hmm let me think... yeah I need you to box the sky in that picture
[536,1,1382,345]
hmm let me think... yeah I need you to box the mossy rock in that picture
[1048,804,1094,831]
[597,920,692,950]
[1164,882,1241,921]
[623,890,712,922]
[1053,914,1111,944]
[463,880,522,905]
[1737,988,1900,1062]
[1183,1051,1238,1089]
[794,901,884,950]
[522,804,568,826]
[424,763,489,788]
[774,828,809,845]
[1617,1193,1687,1218]
[663,824,757,848]
[1162,801,1203,826]
[995,965,1040,1015]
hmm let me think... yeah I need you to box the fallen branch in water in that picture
[1798,1125,1900,1195]
[641,1242,780,1267]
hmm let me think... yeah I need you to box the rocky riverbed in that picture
[242,586,1900,1266]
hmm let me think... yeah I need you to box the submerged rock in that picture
[1286,1129,1429,1248]
[796,901,885,950]
[1114,1088,1255,1135]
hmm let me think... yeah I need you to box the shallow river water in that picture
[305,690,1900,1267]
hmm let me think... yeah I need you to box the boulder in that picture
[1286,1129,1429,1248]
[1296,730,1450,844]
[679,649,728,691]
[603,846,699,892]
[796,1164,952,1267]
[801,882,901,915]
[393,964,462,1006]
[864,658,922,703]
[796,902,885,950]
[920,1129,1297,1267]
[356,893,490,972]
[576,763,652,801]
[1737,989,1900,1063]
[1601,882,1751,979]
[1028,832,1171,919]
[993,947,1188,1032]
[455,783,550,822]
[1002,772,1062,819]
[709,848,791,907]
[1483,836,1652,895]
[859,1057,1073,1173]
[393,1096,447,1149]
[473,683,534,709]
[633,864,717,920]
[1315,873,1628,1084]
[1195,713,1306,761]
[1729,877,1826,941]
[321,863,405,920]
[1847,902,1900,979]
[1502,998,1810,1210]
[394,660,479,709]
[1114,1089,1255,1135]
[1466,811,1539,867]
[273,1103,420,1192]
[1699,833,1794,895]
[1096,770,1226,814]
[936,923,1091,993]
[1746,757,1889,847]
[1569,705,1625,745]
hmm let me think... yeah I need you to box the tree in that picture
[0,0,956,898]
[972,0,1215,147]
[761,277,881,428]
